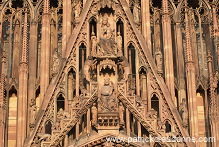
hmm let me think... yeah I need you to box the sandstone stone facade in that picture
[0,0,219,147]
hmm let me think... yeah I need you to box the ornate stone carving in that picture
[37,133,51,143]
[97,13,116,56]
[29,99,37,127]
[146,109,158,119]
[57,108,70,120]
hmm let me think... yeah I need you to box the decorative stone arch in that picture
[150,93,160,117]
[78,42,87,71]
[127,41,137,74]
[138,66,147,99]
[138,66,147,73]
[66,66,77,74]
[44,119,53,135]
[66,67,76,108]
[163,119,172,133]
[115,15,125,23]
[34,0,44,20]
[56,92,66,113]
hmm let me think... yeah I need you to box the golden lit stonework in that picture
[0,0,218,147]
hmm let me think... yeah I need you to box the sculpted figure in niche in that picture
[30,99,37,125]
[99,78,116,112]
[133,2,140,24]
[91,103,98,126]
[91,32,97,56]
[51,49,60,76]
[118,56,130,81]
[154,10,161,52]
[155,51,163,74]
[83,56,97,82]
[116,32,123,56]
[97,13,116,56]
[119,102,125,125]
[179,98,188,127]
[74,0,81,19]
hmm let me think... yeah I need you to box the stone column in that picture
[207,51,219,147]
[17,11,28,147]
[62,0,71,57]
[126,108,130,136]
[27,21,38,132]
[137,121,141,137]
[87,109,91,134]
[175,22,186,103]
[0,54,5,147]
[212,3,219,65]
[76,122,79,139]
[40,0,51,105]
[162,0,175,101]
[141,0,152,54]
[0,13,3,56]
[184,5,199,144]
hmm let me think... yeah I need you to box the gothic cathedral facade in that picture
[0,0,219,147]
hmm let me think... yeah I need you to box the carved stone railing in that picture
[98,112,119,130]
[47,84,98,146]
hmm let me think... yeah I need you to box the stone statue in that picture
[51,49,60,76]
[30,103,37,124]
[99,78,116,112]
[91,103,98,126]
[154,10,161,53]
[116,32,123,56]
[118,56,130,81]
[119,102,125,125]
[83,56,97,82]
[155,51,163,74]
[91,32,97,56]
[133,2,140,24]
[74,0,81,19]
[97,13,116,56]
[179,98,188,127]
